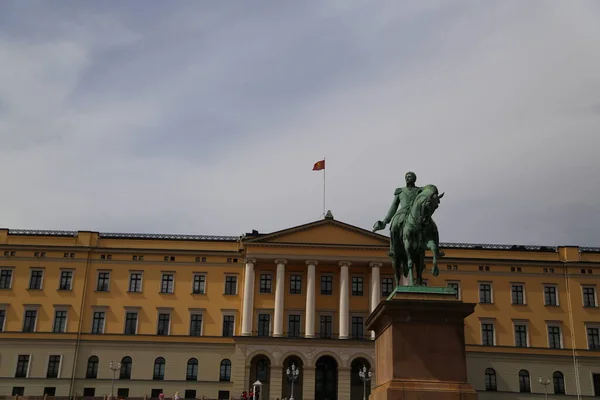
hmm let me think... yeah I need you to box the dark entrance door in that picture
[315,356,338,400]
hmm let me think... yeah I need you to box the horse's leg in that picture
[403,237,414,286]
[426,239,440,277]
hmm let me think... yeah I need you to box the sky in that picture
[1,0,600,247]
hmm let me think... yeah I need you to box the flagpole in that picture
[323,157,326,217]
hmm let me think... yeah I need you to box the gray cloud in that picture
[1,0,600,247]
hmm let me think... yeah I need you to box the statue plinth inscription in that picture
[367,172,478,400]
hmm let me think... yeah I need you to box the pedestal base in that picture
[366,287,478,400]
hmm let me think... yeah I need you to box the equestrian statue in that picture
[373,171,445,287]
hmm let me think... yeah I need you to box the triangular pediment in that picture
[245,217,389,247]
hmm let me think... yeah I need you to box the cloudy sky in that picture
[1,1,600,247]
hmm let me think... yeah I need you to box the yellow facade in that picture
[0,216,599,400]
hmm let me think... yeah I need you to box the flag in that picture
[313,159,325,171]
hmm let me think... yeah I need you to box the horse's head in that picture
[411,185,444,223]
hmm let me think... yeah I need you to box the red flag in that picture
[313,159,325,171]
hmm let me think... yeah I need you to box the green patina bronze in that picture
[373,171,446,288]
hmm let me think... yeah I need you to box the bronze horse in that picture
[397,185,444,286]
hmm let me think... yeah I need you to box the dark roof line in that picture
[5,229,599,251]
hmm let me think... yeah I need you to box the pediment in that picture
[245,218,389,247]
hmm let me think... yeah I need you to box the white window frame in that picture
[192,272,207,295]
[156,308,172,336]
[546,321,563,349]
[380,275,395,297]
[160,272,175,294]
[478,281,494,304]
[46,353,63,379]
[582,285,598,307]
[350,312,368,338]
[285,310,304,337]
[58,269,74,291]
[258,271,273,294]
[585,322,600,350]
[224,273,239,295]
[543,284,560,306]
[0,303,8,332]
[0,267,14,290]
[123,308,140,334]
[510,282,527,305]
[96,270,111,292]
[91,306,108,334]
[189,308,205,336]
[446,280,461,300]
[512,319,530,348]
[221,309,237,336]
[28,268,44,290]
[480,318,496,346]
[320,274,334,295]
[53,306,69,333]
[22,305,39,333]
[128,271,144,293]
[15,353,32,378]
[351,274,365,296]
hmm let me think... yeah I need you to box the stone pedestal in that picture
[365,288,478,400]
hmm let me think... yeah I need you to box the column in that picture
[305,260,318,338]
[370,262,382,312]
[338,260,351,339]
[337,367,352,400]
[303,367,316,400]
[241,258,256,336]
[269,364,283,400]
[370,262,382,339]
[273,259,287,337]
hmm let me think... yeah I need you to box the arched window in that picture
[484,368,497,391]
[256,358,270,383]
[220,359,232,382]
[519,370,530,393]
[119,356,132,380]
[153,357,165,380]
[186,358,198,381]
[553,371,565,394]
[86,356,99,379]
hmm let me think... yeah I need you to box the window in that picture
[321,276,333,295]
[259,274,272,294]
[190,314,203,336]
[34,251,46,258]
[53,310,67,333]
[219,359,231,381]
[83,389,96,397]
[588,327,600,350]
[195,256,206,263]
[583,286,597,307]
[157,313,170,335]
[92,311,105,334]
[481,323,494,346]
[257,314,270,336]
[164,255,175,262]
[514,323,528,347]
[290,275,302,294]
[222,315,234,337]
[0,309,5,332]
[160,273,174,294]
[485,368,497,391]
[12,387,25,396]
[288,314,301,337]
[96,272,110,291]
[132,255,144,261]
[186,358,198,381]
[119,357,132,379]
[44,388,56,396]
[511,284,525,305]
[46,355,61,378]
[479,283,492,303]
[185,390,197,399]
[447,281,460,299]
[59,270,73,290]
[352,277,364,296]
[192,274,205,294]
[224,276,237,295]
[548,325,562,349]
[124,312,138,334]
[29,270,43,290]
[64,252,75,258]
[319,315,332,338]
[23,310,37,332]
[3,250,15,257]
[256,358,270,382]
[86,356,99,379]
[0,269,13,289]
[351,316,364,339]
[153,357,165,380]
[553,371,565,394]
[519,370,531,393]
[218,391,230,400]
[100,254,112,260]
[15,355,30,378]
[381,277,394,297]
[129,272,143,292]
[544,285,558,306]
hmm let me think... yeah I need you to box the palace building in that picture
[0,213,599,400]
